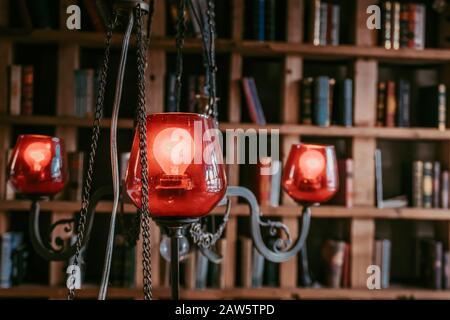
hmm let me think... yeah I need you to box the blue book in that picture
[338,79,353,127]
[254,0,266,41]
[396,79,410,127]
[313,76,330,127]
[248,78,267,125]
[0,233,14,288]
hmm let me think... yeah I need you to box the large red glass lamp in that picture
[125,112,227,298]
[125,113,227,218]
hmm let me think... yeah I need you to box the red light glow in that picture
[24,142,52,171]
[298,149,326,180]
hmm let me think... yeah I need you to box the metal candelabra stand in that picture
[27,0,312,300]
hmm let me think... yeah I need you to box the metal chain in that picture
[205,0,218,122]
[67,14,118,300]
[175,0,187,112]
[136,6,153,301]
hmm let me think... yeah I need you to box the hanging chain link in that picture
[204,0,218,122]
[175,0,187,112]
[67,14,118,300]
[136,5,153,301]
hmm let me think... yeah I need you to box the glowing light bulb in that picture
[24,142,52,172]
[298,149,326,180]
[153,127,195,175]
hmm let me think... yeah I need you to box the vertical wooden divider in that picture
[279,0,304,289]
[0,41,12,235]
[350,4,378,287]
[223,0,244,289]
[50,42,79,287]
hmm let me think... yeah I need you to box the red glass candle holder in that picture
[8,134,67,197]
[282,143,338,204]
[125,113,227,218]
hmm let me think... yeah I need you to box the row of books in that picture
[376,82,446,129]
[74,69,100,118]
[247,0,278,42]
[412,161,449,209]
[373,239,391,289]
[165,73,206,113]
[307,0,341,46]
[300,77,353,127]
[320,239,351,288]
[10,0,111,32]
[416,238,450,290]
[241,77,267,125]
[7,65,34,116]
[380,1,426,50]
[0,232,28,288]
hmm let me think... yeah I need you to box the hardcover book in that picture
[300,77,314,124]
[21,65,34,116]
[313,76,330,127]
[7,65,22,116]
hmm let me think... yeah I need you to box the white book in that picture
[270,160,282,207]
[8,65,21,116]
[414,4,426,50]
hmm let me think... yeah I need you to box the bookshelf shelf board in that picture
[0,286,449,300]
[2,29,450,63]
[2,200,450,220]
[2,116,450,140]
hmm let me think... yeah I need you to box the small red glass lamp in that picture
[125,112,227,299]
[8,134,67,197]
[282,143,338,205]
[7,134,75,261]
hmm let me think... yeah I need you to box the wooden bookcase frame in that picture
[1,0,450,299]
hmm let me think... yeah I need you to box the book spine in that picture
[85,69,94,118]
[385,81,396,127]
[433,241,443,290]
[328,78,336,124]
[423,161,433,208]
[265,0,276,41]
[330,4,340,46]
[242,78,260,124]
[166,73,177,112]
[392,2,401,50]
[383,1,392,49]
[445,252,450,290]
[240,237,253,288]
[437,84,446,131]
[339,78,353,127]
[441,171,449,209]
[396,80,410,127]
[407,4,416,48]
[21,65,34,116]
[313,76,330,127]
[311,0,321,46]
[414,4,426,49]
[412,161,424,208]
[375,149,383,208]
[381,239,391,289]
[301,78,314,124]
[68,152,84,201]
[0,233,13,288]
[8,65,22,116]
[341,243,350,288]
[257,157,272,206]
[376,82,386,126]
[433,162,441,208]
[254,0,266,41]
[323,240,345,288]
[399,3,409,48]
[319,2,328,45]
[269,160,282,207]
[248,78,267,125]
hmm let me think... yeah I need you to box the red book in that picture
[385,81,396,127]
[257,157,272,206]
[83,0,105,32]
[21,65,34,116]
[341,243,350,288]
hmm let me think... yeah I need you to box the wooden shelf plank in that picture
[2,30,450,62]
[2,200,450,220]
[2,115,450,140]
[0,285,449,300]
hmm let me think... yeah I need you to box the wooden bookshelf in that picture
[1,0,450,300]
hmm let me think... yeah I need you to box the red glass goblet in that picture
[8,134,67,197]
[282,143,338,205]
[125,113,227,218]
